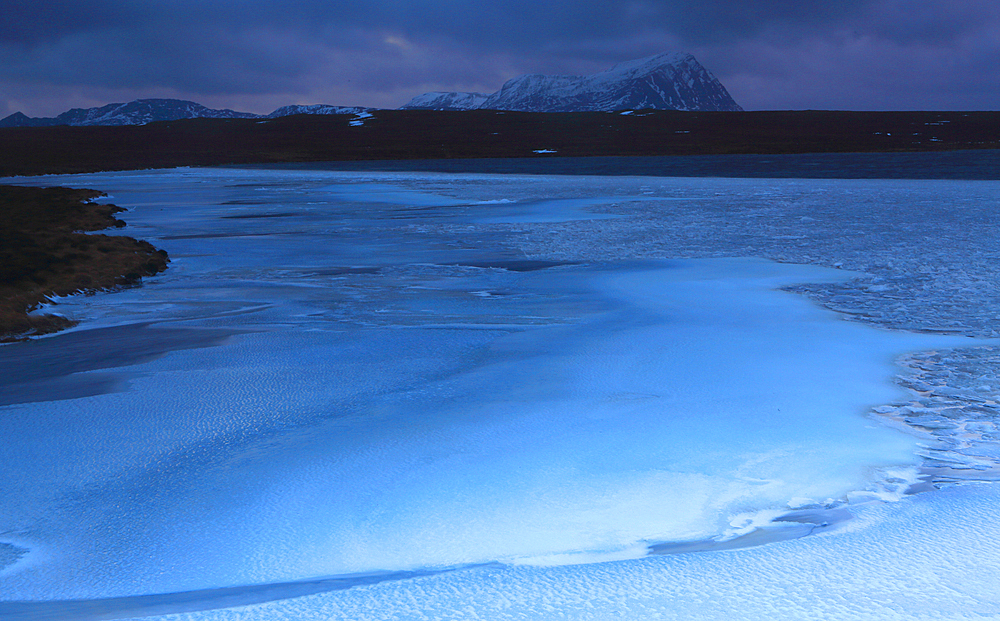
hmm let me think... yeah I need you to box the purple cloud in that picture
[1,0,996,116]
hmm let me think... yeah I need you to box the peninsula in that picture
[0,185,168,341]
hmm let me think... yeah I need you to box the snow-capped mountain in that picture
[0,53,741,129]
[399,92,491,111]
[0,99,259,128]
[0,99,374,128]
[401,52,743,113]
[267,104,372,118]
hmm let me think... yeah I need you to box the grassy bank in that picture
[0,185,168,341]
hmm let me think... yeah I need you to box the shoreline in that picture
[0,185,169,342]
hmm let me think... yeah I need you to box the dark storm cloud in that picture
[2,0,997,115]
[3,0,970,50]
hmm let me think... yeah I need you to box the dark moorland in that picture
[0,186,168,340]
[1,109,999,177]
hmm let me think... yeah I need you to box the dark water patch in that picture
[648,508,854,555]
[245,150,1000,180]
[447,260,580,272]
[0,323,235,406]
[220,212,298,219]
[0,372,128,407]
[0,542,28,571]
[160,231,308,240]
[305,266,381,276]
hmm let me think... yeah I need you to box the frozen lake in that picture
[3,167,1000,619]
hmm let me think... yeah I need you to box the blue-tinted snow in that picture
[117,482,1000,621]
[2,168,1000,619]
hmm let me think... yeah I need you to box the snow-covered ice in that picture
[2,168,1000,619]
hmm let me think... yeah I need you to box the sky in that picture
[2,0,997,117]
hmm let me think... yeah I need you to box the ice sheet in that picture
[3,168,1000,619]
[103,482,1000,621]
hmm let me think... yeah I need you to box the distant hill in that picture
[401,52,743,113]
[266,104,371,119]
[0,99,259,128]
[399,92,491,111]
[0,99,372,128]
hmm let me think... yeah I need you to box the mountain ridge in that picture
[0,51,742,127]
[402,52,743,113]
[0,99,372,128]
[400,92,491,111]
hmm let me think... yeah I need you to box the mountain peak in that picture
[401,52,742,113]
[0,112,46,128]
[605,51,695,76]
